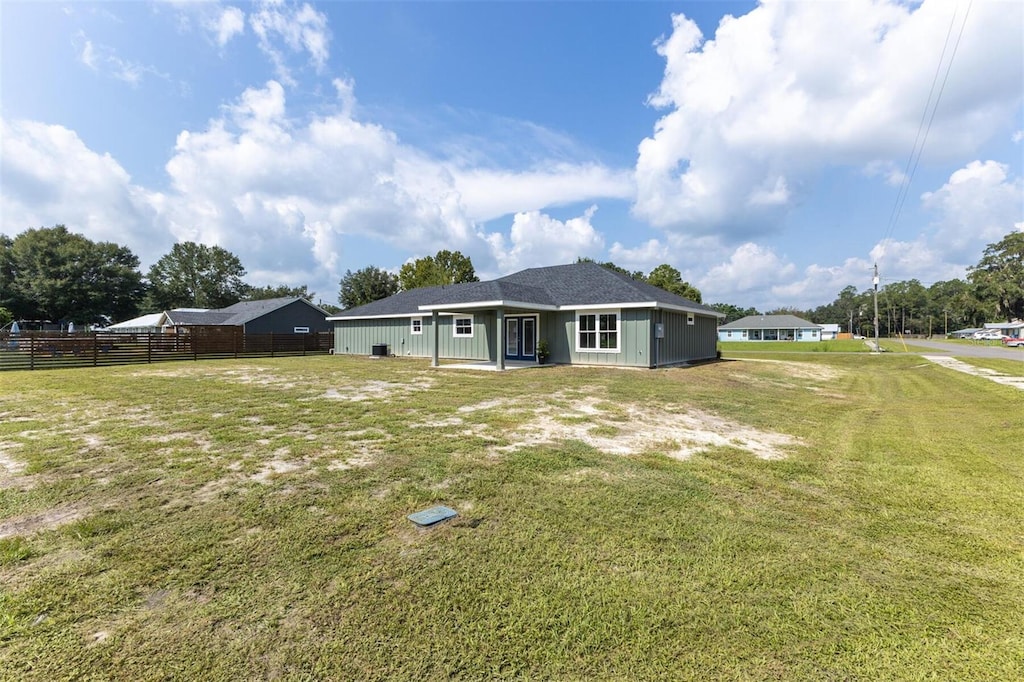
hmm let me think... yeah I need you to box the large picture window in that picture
[577,310,619,352]
[454,315,474,337]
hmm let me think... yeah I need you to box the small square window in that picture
[686,313,694,325]
[454,316,473,337]
[411,317,423,335]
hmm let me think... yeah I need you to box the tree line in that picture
[711,232,1024,336]
[4,225,1019,334]
[337,254,706,310]
[0,225,317,328]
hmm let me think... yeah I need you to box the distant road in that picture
[897,338,1024,362]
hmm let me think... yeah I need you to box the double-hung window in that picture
[577,310,619,352]
[454,315,474,337]
[410,317,423,335]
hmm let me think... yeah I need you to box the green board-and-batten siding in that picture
[333,307,717,367]
[653,310,718,366]
[333,314,495,361]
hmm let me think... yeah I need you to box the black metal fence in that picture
[0,328,334,372]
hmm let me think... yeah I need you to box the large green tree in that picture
[146,242,248,310]
[646,264,702,303]
[710,303,760,323]
[575,257,646,281]
[3,225,144,324]
[339,266,399,309]
[243,284,313,301]
[969,231,1024,321]
[398,250,479,290]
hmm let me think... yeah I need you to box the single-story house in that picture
[983,321,1024,339]
[949,327,982,339]
[328,262,724,370]
[108,298,331,335]
[718,315,823,342]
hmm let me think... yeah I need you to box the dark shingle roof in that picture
[163,298,327,326]
[164,310,235,326]
[331,262,722,318]
[719,314,821,330]
[218,297,326,325]
[330,285,451,318]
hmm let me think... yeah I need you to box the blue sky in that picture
[2,0,1021,311]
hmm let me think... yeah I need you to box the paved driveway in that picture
[899,338,1024,362]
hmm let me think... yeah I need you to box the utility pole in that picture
[873,263,880,351]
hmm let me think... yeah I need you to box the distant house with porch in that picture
[329,261,724,370]
[718,315,823,342]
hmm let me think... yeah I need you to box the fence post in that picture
[30,335,35,370]
[270,332,275,358]
[92,331,98,367]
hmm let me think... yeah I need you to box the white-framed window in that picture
[454,315,474,338]
[293,326,310,333]
[410,317,423,335]
[576,310,619,352]
[687,313,695,325]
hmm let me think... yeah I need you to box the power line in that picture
[880,1,974,248]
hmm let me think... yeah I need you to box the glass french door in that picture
[504,316,536,360]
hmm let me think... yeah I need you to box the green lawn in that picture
[718,339,873,352]
[2,355,1023,679]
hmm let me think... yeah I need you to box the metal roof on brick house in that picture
[329,262,723,319]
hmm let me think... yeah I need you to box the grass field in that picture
[2,355,1023,679]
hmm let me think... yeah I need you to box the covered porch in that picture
[423,301,555,371]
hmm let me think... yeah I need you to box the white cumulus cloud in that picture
[920,160,1024,261]
[635,0,1023,236]
[0,118,166,258]
[485,206,605,274]
[249,0,330,86]
[205,6,245,47]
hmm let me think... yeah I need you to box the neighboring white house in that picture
[718,315,823,342]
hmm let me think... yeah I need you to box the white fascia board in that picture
[327,313,424,321]
[418,300,559,312]
[560,301,726,318]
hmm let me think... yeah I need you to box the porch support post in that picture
[496,308,505,371]
[431,311,440,367]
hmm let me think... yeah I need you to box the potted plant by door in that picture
[536,339,550,365]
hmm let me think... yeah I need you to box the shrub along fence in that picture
[0,327,333,372]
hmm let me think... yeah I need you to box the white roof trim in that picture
[418,300,559,312]
[334,300,722,320]
[562,301,724,318]
[328,313,424,321]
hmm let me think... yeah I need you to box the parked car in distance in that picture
[1002,337,1024,348]
[974,331,1004,340]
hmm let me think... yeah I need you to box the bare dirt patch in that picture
[493,397,800,461]
[312,377,435,402]
[733,358,846,383]
[0,504,87,539]
[921,355,1024,391]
